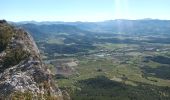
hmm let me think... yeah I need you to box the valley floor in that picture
[40,34,170,100]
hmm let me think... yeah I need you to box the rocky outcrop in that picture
[0,20,64,99]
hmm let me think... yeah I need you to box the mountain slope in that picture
[17,19,170,35]
[0,20,64,99]
[19,24,90,40]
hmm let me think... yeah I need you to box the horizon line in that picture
[3,18,170,23]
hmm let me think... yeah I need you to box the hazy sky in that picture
[0,0,170,22]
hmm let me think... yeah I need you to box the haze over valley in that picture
[15,19,170,99]
[1,0,170,99]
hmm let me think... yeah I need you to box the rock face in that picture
[0,20,64,99]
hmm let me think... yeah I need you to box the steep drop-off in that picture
[0,20,64,99]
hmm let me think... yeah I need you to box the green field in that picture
[48,40,170,99]
[25,23,170,99]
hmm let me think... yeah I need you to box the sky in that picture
[0,0,170,22]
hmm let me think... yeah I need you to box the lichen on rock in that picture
[0,20,64,100]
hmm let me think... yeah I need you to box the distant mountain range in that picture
[14,19,170,40]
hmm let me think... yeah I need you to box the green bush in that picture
[0,25,13,52]
[0,48,30,72]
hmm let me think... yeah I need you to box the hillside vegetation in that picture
[19,19,170,100]
[0,20,64,100]
[0,20,13,52]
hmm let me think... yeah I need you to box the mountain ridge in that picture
[0,20,65,99]
[15,19,170,35]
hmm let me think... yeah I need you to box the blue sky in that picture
[0,0,170,22]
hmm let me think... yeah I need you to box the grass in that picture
[43,35,170,99]
[55,56,170,100]
[47,37,64,44]
[57,57,170,88]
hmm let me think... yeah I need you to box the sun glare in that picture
[114,0,130,19]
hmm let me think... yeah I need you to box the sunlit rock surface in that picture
[0,20,65,99]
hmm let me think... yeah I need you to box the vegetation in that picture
[0,21,63,100]
[0,22,31,72]
[9,81,62,100]
[10,91,60,100]
[0,48,30,72]
[70,76,170,100]
[0,23,13,52]
[19,20,170,100]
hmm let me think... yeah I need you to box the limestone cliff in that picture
[0,20,64,100]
